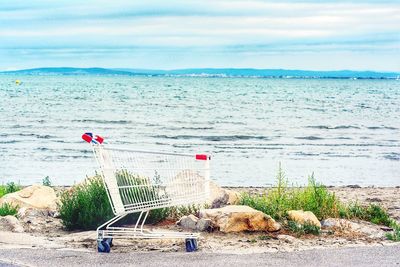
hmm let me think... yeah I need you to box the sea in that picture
[0,75,399,186]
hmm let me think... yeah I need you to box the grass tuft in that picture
[0,203,19,216]
[287,220,321,236]
[386,221,400,241]
[59,172,203,231]
[239,164,397,236]
[0,182,22,198]
[240,164,341,221]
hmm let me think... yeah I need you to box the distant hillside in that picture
[0,67,137,76]
[1,67,399,79]
[116,68,400,79]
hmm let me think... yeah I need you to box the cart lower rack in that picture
[83,133,210,252]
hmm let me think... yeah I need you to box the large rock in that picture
[177,215,213,232]
[199,205,281,233]
[208,181,240,208]
[321,218,385,239]
[287,210,321,228]
[0,215,24,233]
[0,185,58,211]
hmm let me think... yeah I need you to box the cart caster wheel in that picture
[185,238,198,252]
[97,240,111,253]
[105,238,113,247]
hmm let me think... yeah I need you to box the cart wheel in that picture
[105,238,113,247]
[97,240,111,253]
[185,238,198,252]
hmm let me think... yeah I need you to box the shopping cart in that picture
[82,133,211,253]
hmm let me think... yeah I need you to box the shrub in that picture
[59,175,113,230]
[0,186,6,198]
[287,220,320,236]
[59,173,176,230]
[341,202,392,226]
[42,176,52,187]
[239,165,341,221]
[6,182,21,194]
[386,221,400,242]
[0,203,19,216]
[239,164,396,229]
[0,182,22,198]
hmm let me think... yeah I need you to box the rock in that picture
[0,215,24,233]
[321,218,386,239]
[0,185,58,211]
[177,215,213,232]
[287,210,321,228]
[208,181,240,208]
[199,205,281,233]
[196,218,213,232]
[366,197,382,202]
[177,214,198,230]
[277,234,297,244]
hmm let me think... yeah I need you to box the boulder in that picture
[0,215,24,233]
[199,205,281,233]
[321,218,385,239]
[196,218,213,232]
[287,210,321,228]
[177,214,198,230]
[208,181,240,208]
[177,215,213,232]
[0,185,58,211]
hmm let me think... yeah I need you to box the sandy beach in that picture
[1,186,399,255]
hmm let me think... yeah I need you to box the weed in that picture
[0,203,19,216]
[287,220,320,236]
[386,221,400,242]
[59,175,113,230]
[240,166,341,221]
[341,202,392,226]
[5,182,21,194]
[42,176,52,187]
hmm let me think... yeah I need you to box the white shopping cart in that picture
[82,133,211,253]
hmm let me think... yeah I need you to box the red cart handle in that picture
[82,132,104,144]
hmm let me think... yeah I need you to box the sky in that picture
[1,0,399,71]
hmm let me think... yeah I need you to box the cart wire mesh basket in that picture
[82,133,210,253]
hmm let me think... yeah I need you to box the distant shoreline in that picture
[1,67,399,79]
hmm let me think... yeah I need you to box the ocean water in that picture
[0,76,399,186]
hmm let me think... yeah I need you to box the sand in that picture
[0,186,399,254]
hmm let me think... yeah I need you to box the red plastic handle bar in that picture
[195,154,210,160]
[82,132,104,144]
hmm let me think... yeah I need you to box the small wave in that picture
[0,140,19,144]
[293,152,319,156]
[367,126,398,130]
[72,119,132,124]
[152,135,269,141]
[307,125,360,130]
[383,153,400,161]
[295,136,324,140]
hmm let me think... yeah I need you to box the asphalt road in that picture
[0,245,400,267]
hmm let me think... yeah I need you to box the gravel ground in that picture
[1,244,400,267]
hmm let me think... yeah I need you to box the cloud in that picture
[0,0,399,70]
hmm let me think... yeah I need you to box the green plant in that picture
[0,182,22,198]
[341,202,392,226]
[239,166,341,221]
[59,175,113,230]
[386,221,400,242]
[59,172,174,231]
[5,182,21,194]
[42,176,52,187]
[239,165,396,230]
[0,203,19,216]
[287,220,320,236]
[0,186,6,198]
